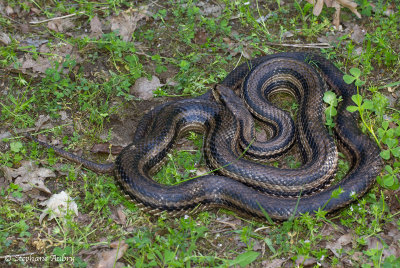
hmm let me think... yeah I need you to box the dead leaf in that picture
[0,131,12,142]
[8,161,54,194]
[5,6,14,15]
[47,18,75,32]
[194,29,207,45]
[326,233,353,257]
[1,166,13,182]
[117,208,126,225]
[0,32,11,45]
[306,0,361,29]
[366,237,383,251]
[96,240,128,268]
[195,167,208,177]
[337,0,361,18]
[91,143,111,154]
[39,191,79,223]
[90,15,103,39]
[35,115,51,132]
[261,258,286,267]
[0,176,9,193]
[110,7,148,42]
[197,2,225,17]
[296,255,317,267]
[131,76,163,100]
[312,0,325,16]
[350,24,365,44]
[19,54,52,74]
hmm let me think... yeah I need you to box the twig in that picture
[264,42,332,48]
[29,7,108,24]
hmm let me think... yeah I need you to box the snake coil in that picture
[27,52,383,220]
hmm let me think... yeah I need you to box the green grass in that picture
[1,0,400,267]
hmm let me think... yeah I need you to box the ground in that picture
[1,0,400,267]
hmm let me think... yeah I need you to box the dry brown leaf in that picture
[47,18,75,32]
[131,76,163,100]
[96,240,128,268]
[313,0,325,16]
[116,207,126,225]
[306,0,361,29]
[261,259,286,268]
[350,24,366,44]
[5,6,14,15]
[110,7,148,42]
[90,142,123,155]
[0,32,11,45]
[326,233,353,257]
[295,255,317,266]
[90,15,103,39]
[337,0,361,18]
[194,29,208,44]
[35,114,51,132]
[19,54,52,74]
[8,160,54,194]
[0,176,9,192]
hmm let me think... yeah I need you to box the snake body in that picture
[27,52,383,220]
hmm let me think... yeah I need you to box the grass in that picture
[1,0,400,267]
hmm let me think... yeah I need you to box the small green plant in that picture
[377,164,400,190]
[323,91,342,131]
[344,68,379,145]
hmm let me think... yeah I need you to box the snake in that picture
[26,52,383,220]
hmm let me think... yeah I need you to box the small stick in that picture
[264,42,331,48]
[29,7,108,24]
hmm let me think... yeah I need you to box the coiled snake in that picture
[27,52,383,220]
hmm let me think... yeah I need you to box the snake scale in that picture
[26,52,383,220]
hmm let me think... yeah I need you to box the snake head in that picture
[213,85,240,106]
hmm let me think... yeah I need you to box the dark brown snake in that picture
[26,52,383,220]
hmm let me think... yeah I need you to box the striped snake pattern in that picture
[27,52,383,220]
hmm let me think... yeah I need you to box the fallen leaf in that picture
[296,255,317,266]
[35,115,51,132]
[337,0,361,18]
[39,191,79,223]
[366,237,383,251]
[282,31,294,38]
[90,15,103,39]
[91,143,111,154]
[116,207,126,225]
[194,29,207,44]
[19,54,52,74]
[96,240,128,268]
[198,2,225,17]
[312,0,325,16]
[0,176,9,193]
[195,167,208,177]
[326,233,353,257]
[8,161,54,194]
[1,166,13,182]
[261,258,286,268]
[0,32,11,45]
[47,18,75,32]
[131,76,163,100]
[5,5,14,15]
[349,24,365,44]
[306,0,361,29]
[0,130,12,141]
[110,7,148,42]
